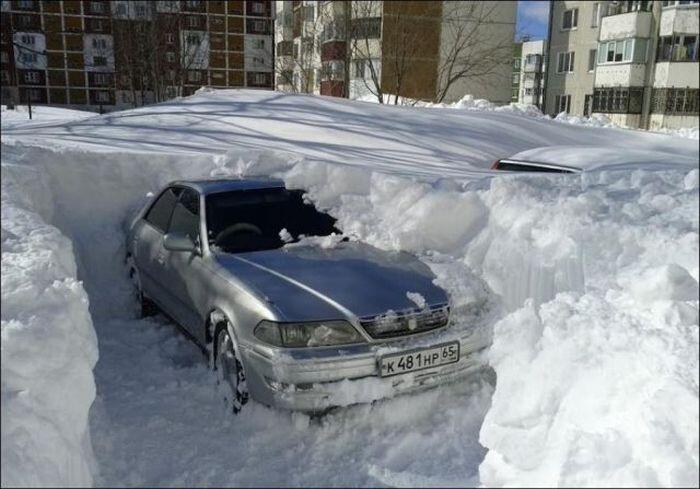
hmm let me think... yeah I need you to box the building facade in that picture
[274,0,517,104]
[545,0,698,129]
[1,0,274,111]
[518,39,546,109]
[512,41,522,102]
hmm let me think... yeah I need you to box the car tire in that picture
[128,262,158,318]
[213,324,249,414]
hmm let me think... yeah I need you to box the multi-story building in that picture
[512,41,522,103]
[0,0,274,111]
[518,39,546,109]
[274,0,517,104]
[545,0,698,129]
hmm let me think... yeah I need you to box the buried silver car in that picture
[126,178,489,413]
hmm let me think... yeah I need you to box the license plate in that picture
[378,341,460,377]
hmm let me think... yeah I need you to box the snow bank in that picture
[1,150,98,487]
[1,90,697,486]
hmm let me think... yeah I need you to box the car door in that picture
[160,187,207,336]
[134,186,183,314]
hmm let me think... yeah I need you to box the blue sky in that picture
[516,0,550,41]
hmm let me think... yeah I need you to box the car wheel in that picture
[214,325,249,414]
[128,262,157,318]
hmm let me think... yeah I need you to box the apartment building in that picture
[517,39,546,109]
[545,0,699,129]
[274,1,517,104]
[512,41,522,102]
[0,0,274,111]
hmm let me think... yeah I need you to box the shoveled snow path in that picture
[89,315,494,487]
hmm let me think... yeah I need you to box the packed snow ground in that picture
[2,90,698,487]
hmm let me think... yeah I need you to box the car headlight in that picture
[254,320,365,347]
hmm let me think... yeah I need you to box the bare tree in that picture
[434,1,514,103]
[274,2,333,94]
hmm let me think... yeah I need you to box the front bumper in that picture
[239,325,491,412]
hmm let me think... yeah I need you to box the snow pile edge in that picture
[1,153,98,487]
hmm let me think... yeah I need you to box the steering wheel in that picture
[215,222,263,246]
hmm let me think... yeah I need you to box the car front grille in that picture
[359,302,450,339]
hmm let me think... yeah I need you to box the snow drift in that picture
[1,90,698,487]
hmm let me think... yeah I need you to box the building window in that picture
[27,88,42,100]
[588,49,597,71]
[591,3,601,27]
[95,90,110,103]
[1,70,9,84]
[554,94,571,113]
[17,15,33,28]
[512,73,520,84]
[354,59,365,78]
[187,70,201,82]
[254,73,266,85]
[135,4,147,17]
[93,56,107,66]
[94,73,110,85]
[513,57,521,69]
[92,19,105,32]
[562,8,578,30]
[254,39,265,49]
[253,20,266,32]
[90,1,104,14]
[166,33,175,44]
[23,71,40,83]
[657,35,699,62]
[0,51,7,63]
[251,2,265,14]
[598,39,647,64]
[302,5,314,21]
[252,56,264,65]
[168,69,176,80]
[593,87,644,114]
[115,3,127,16]
[166,51,176,62]
[185,0,201,8]
[557,51,575,73]
[186,34,201,46]
[92,38,107,50]
[187,16,200,28]
[17,0,36,9]
[651,88,699,114]
[20,34,35,45]
[20,52,38,64]
[351,17,381,39]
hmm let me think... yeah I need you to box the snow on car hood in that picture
[213,241,448,321]
[508,145,700,171]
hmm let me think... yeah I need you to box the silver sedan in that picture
[126,178,489,413]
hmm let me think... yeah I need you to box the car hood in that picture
[213,241,448,321]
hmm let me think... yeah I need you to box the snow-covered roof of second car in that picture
[508,145,699,172]
[173,178,286,195]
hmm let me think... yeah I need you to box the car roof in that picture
[169,178,286,195]
[507,146,699,172]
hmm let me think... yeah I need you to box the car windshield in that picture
[205,187,339,253]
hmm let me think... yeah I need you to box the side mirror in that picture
[163,232,198,253]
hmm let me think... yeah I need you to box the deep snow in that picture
[1,90,698,487]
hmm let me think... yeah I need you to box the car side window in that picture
[144,187,183,232]
[167,188,200,242]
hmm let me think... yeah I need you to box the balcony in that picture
[600,11,652,41]
[522,58,542,73]
[659,3,700,37]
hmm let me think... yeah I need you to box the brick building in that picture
[0,0,274,111]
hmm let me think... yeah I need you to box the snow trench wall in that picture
[1,142,698,487]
